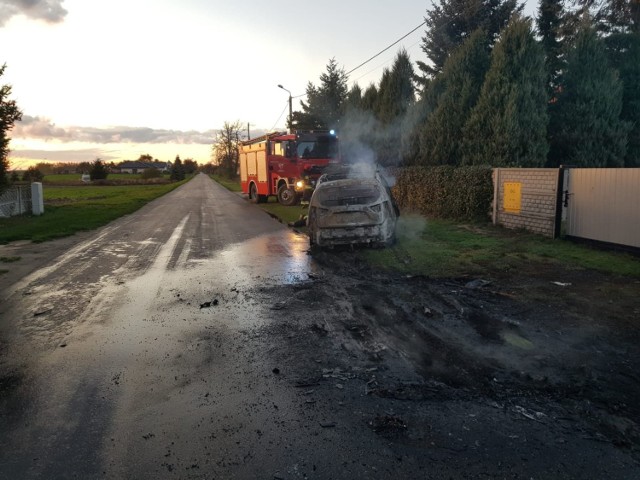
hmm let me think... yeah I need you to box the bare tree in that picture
[211,121,243,177]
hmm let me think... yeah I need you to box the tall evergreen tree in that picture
[571,0,639,34]
[462,16,549,167]
[89,158,109,180]
[367,51,417,166]
[376,49,416,124]
[419,29,490,165]
[537,0,566,96]
[618,34,640,166]
[549,25,630,166]
[361,83,378,112]
[0,63,22,190]
[293,58,348,131]
[419,0,521,80]
[170,155,186,181]
[345,83,363,113]
[605,32,640,166]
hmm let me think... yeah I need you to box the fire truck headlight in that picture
[295,180,305,190]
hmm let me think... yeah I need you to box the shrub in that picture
[22,166,44,182]
[141,167,162,179]
[89,159,109,181]
[392,165,493,220]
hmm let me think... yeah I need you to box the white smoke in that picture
[0,0,68,27]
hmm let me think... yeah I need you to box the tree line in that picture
[291,0,639,168]
[3,155,199,184]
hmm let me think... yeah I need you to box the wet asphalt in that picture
[0,174,330,479]
[1,175,639,480]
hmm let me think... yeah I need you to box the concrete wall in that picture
[492,168,560,238]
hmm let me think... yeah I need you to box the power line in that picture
[345,21,427,76]
[352,39,423,84]
[270,100,289,131]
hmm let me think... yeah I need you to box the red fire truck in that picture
[239,130,339,205]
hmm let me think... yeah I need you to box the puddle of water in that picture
[215,230,315,285]
[502,331,535,350]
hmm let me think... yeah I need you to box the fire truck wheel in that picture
[249,183,259,203]
[277,185,299,206]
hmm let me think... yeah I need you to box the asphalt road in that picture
[1,174,638,479]
[0,174,324,479]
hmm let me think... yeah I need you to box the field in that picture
[40,173,170,185]
[0,180,187,243]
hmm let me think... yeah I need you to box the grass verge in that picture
[209,175,241,192]
[363,215,640,279]
[0,180,187,244]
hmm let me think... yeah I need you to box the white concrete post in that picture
[31,182,44,216]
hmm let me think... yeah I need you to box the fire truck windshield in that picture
[296,135,338,159]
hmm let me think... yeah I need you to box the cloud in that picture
[9,147,119,163]
[14,115,216,145]
[0,0,68,26]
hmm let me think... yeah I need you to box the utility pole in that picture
[277,84,292,133]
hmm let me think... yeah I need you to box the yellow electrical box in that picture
[503,182,522,213]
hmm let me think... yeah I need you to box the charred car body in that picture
[307,165,399,248]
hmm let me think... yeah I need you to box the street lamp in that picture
[277,84,292,133]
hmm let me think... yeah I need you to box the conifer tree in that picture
[170,155,185,181]
[537,0,566,96]
[376,50,416,124]
[0,64,22,190]
[419,29,490,165]
[419,0,521,79]
[345,83,363,113]
[549,25,629,166]
[606,32,640,166]
[89,158,109,180]
[294,58,348,130]
[462,16,549,167]
[361,84,378,112]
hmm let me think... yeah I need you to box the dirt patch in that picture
[1,230,639,477]
[253,247,640,476]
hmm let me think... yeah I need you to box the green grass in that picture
[209,175,241,192]
[43,173,145,183]
[363,215,640,278]
[257,198,308,226]
[0,181,187,244]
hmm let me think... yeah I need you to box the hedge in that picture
[392,165,493,221]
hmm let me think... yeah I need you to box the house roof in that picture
[118,161,169,169]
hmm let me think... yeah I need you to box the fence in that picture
[564,168,640,249]
[0,185,33,218]
[492,167,640,249]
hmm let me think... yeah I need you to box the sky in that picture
[1,0,536,170]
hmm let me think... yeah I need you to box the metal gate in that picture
[0,185,32,218]
[564,168,640,248]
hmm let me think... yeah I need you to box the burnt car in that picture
[307,165,399,248]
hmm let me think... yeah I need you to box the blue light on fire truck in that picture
[329,129,335,135]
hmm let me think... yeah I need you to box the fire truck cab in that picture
[239,130,339,206]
